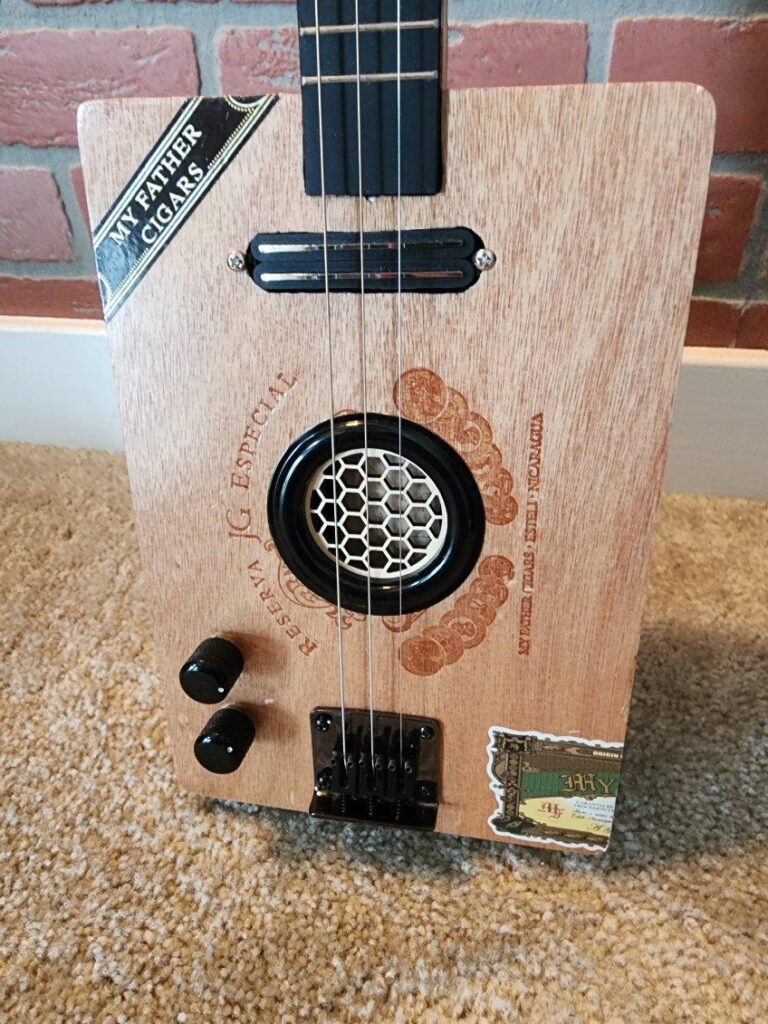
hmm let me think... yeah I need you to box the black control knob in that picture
[194,707,255,774]
[179,637,244,704]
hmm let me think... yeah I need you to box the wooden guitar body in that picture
[79,83,714,851]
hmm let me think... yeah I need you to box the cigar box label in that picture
[91,95,277,322]
[486,727,624,852]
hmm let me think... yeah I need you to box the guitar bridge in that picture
[248,227,484,293]
[309,707,440,830]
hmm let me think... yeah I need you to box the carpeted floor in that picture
[1,442,766,1023]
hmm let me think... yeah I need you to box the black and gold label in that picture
[92,95,277,321]
[486,728,623,852]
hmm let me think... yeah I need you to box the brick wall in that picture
[0,0,766,349]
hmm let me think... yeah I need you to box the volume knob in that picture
[194,707,255,774]
[179,637,244,704]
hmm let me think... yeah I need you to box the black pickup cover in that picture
[248,227,482,293]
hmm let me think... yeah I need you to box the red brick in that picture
[0,168,73,262]
[446,21,587,88]
[218,21,588,94]
[23,0,118,5]
[70,165,90,230]
[219,27,299,93]
[26,0,220,4]
[696,175,763,283]
[0,29,199,148]
[0,276,102,319]
[610,17,768,153]
[684,298,740,347]
[736,304,768,350]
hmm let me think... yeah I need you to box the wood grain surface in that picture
[78,84,714,847]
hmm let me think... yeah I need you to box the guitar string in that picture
[313,0,347,763]
[353,0,376,770]
[395,0,405,766]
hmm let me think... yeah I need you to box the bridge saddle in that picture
[309,707,440,829]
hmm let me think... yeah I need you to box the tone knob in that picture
[194,707,255,774]
[179,637,244,704]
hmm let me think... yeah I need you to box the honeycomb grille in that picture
[306,448,448,580]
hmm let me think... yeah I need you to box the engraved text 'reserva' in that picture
[225,369,321,655]
[226,511,320,657]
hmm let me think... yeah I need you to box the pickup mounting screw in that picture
[419,725,435,740]
[473,248,496,271]
[227,250,247,272]
[314,712,333,732]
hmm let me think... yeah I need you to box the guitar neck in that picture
[296,0,443,196]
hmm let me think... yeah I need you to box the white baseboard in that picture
[1,316,766,499]
[664,347,768,500]
[0,316,123,452]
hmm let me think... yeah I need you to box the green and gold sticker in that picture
[486,728,623,852]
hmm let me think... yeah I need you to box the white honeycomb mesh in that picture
[306,448,448,580]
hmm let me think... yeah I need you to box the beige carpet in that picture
[1,442,766,1023]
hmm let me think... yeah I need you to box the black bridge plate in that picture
[248,227,482,293]
[309,707,440,830]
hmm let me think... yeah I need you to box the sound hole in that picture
[267,413,485,616]
[307,448,448,580]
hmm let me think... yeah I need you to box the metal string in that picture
[314,0,347,762]
[395,0,405,764]
[353,0,376,769]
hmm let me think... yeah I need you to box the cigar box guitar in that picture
[78,1,714,852]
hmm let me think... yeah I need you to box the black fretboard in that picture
[297,0,442,196]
